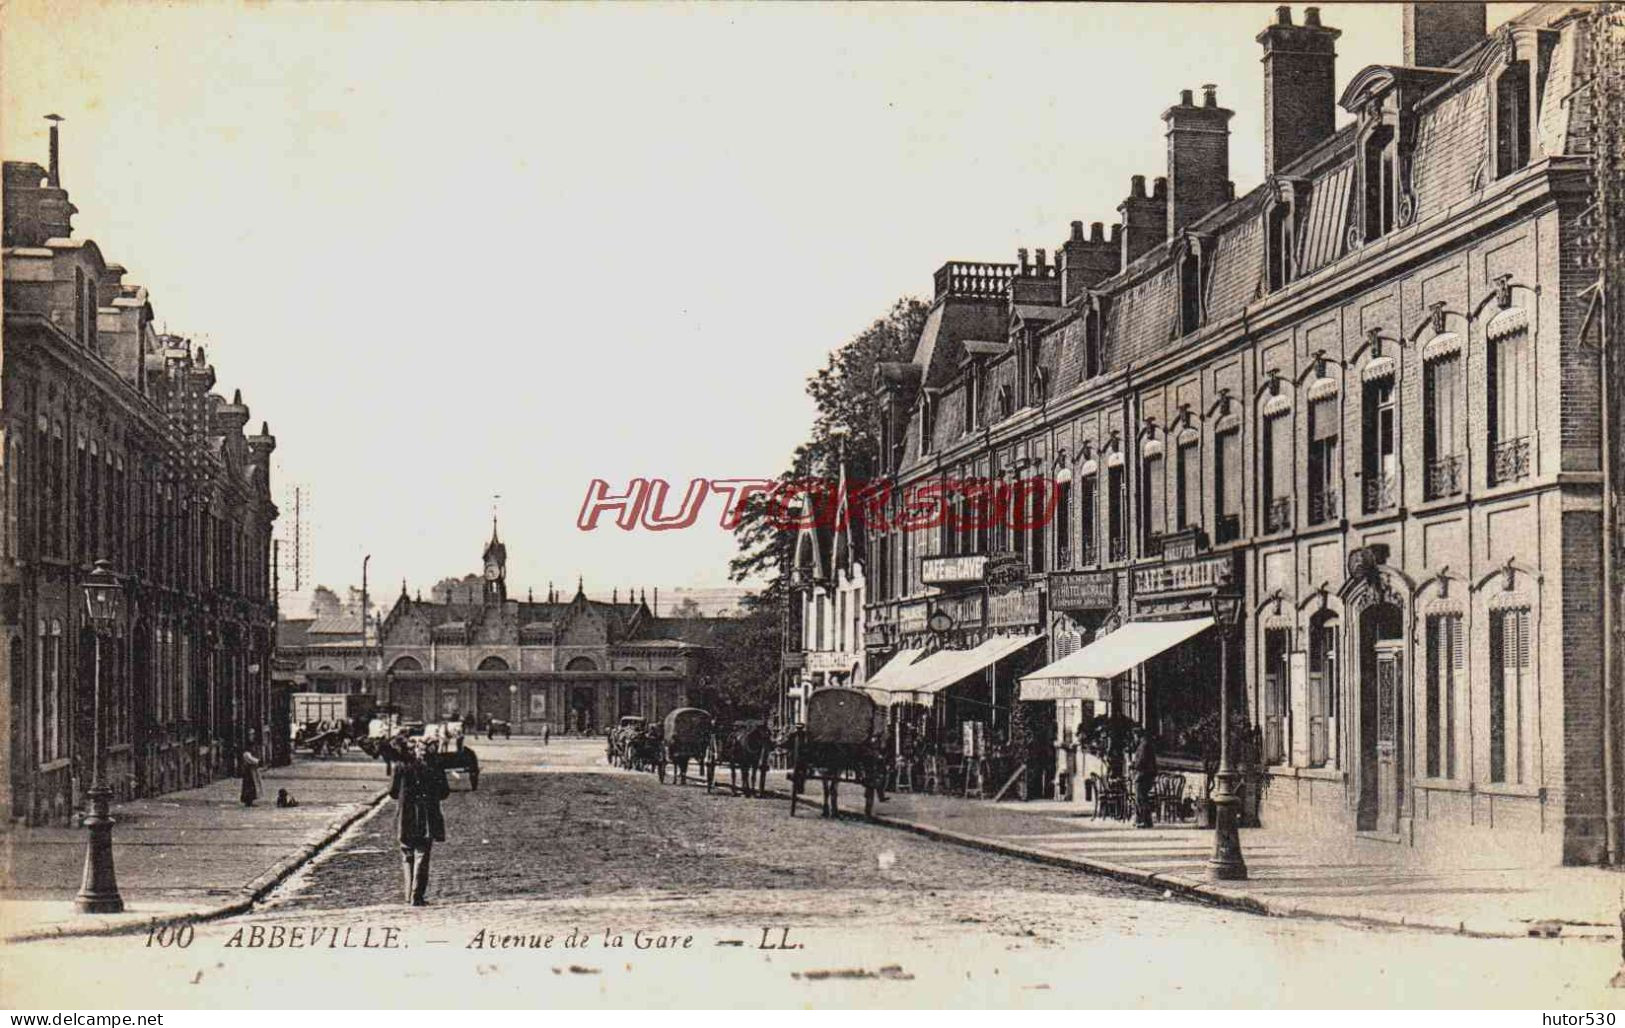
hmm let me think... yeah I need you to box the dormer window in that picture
[1084,306,1104,380]
[996,383,1014,421]
[1362,123,1396,242]
[920,392,935,455]
[1179,249,1201,336]
[1267,198,1295,291]
[1031,366,1049,406]
[1495,61,1531,178]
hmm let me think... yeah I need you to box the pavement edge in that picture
[2,785,390,946]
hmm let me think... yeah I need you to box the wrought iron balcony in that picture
[1425,454,1463,500]
[1363,472,1397,514]
[1214,513,1242,544]
[1308,488,1339,526]
[1264,497,1292,534]
[1491,436,1530,485]
[1078,537,1098,566]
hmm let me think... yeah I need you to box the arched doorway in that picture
[566,656,598,733]
[475,656,512,725]
[1357,600,1404,833]
[389,656,422,673]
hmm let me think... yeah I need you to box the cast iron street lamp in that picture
[1209,569,1248,881]
[75,558,124,913]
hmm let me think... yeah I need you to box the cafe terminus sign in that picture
[1132,553,1234,595]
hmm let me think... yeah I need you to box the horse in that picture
[628,724,663,773]
[433,743,481,791]
[709,720,773,797]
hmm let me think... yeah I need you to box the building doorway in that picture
[1357,601,1404,833]
[571,687,595,734]
[618,685,639,719]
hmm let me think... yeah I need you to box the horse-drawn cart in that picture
[658,708,713,785]
[787,687,887,818]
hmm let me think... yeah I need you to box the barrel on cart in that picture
[787,687,886,818]
[659,708,713,785]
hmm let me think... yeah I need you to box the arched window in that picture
[389,655,421,673]
[565,656,598,672]
[477,655,509,672]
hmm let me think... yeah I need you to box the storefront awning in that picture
[1018,618,1213,701]
[862,648,926,696]
[910,634,1043,703]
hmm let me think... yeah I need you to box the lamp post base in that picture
[74,785,124,914]
[1208,773,1249,881]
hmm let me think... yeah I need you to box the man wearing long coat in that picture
[390,742,451,905]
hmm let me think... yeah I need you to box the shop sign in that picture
[1133,553,1235,595]
[806,651,855,673]
[988,586,1042,628]
[937,593,984,629]
[898,601,930,636]
[984,551,1029,590]
[1049,571,1115,611]
[863,624,891,647]
[922,554,988,586]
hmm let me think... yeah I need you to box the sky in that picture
[2,1,1529,601]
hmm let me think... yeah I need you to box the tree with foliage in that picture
[668,596,704,619]
[310,585,343,619]
[727,297,929,592]
[708,296,928,715]
[692,591,782,721]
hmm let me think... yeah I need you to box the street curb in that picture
[3,785,390,945]
[763,785,1613,941]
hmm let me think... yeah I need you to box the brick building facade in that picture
[2,131,279,824]
[862,4,1622,865]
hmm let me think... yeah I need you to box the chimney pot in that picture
[1090,221,1104,242]
[1131,174,1147,199]
[1110,224,1122,244]
[1035,248,1047,270]
[1153,177,1167,200]
[1304,6,1321,27]
[1017,247,1029,272]
[1070,220,1085,241]
[1180,88,1194,106]
[1203,84,1218,108]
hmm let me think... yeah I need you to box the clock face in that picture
[484,562,501,581]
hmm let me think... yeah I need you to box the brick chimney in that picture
[1258,6,1341,175]
[1059,220,1121,304]
[1164,85,1234,236]
[1118,175,1168,267]
[1403,2,1486,68]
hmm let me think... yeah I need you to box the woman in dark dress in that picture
[240,733,263,807]
[390,740,451,906]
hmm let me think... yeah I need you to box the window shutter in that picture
[1450,614,1464,672]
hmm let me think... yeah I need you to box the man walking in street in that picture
[390,739,451,906]
[543,723,550,746]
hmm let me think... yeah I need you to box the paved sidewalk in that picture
[0,754,389,943]
[770,772,1625,939]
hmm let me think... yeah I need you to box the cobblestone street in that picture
[5,739,1619,1008]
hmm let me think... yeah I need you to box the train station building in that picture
[295,523,707,735]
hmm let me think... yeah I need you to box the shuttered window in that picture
[1489,607,1531,784]
[1491,329,1530,445]
[1425,614,1464,780]
[1142,455,1164,550]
